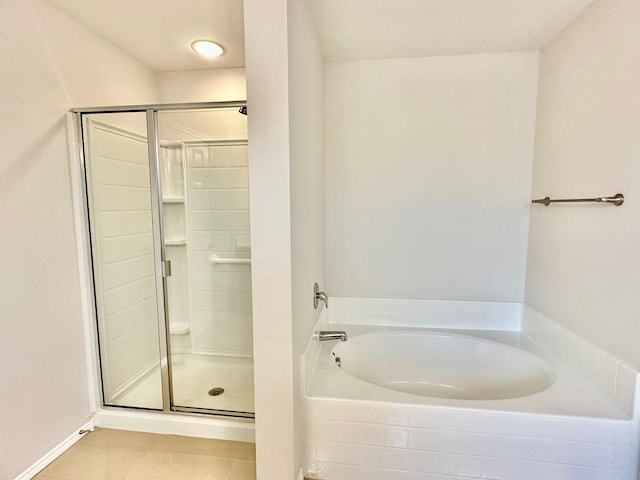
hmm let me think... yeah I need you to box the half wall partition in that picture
[74,102,253,418]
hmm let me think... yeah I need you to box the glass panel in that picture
[157,108,254,414]
[82,113,163,410]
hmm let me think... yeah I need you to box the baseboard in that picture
[15,420,94,480]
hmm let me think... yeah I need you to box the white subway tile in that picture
[192,271,214,291]
[211,271,233,292]
[96,185,152,212]
[598,352,617,400]
[316,441,363,465]
[102,233,154,264]
[209,211,251,231]
[211,189,250,210]
[102,254,155,290]
[187,150,207,168]
[616,363,637,394]
[93,157,150,187]
[386,407,410,426]
[583,341,601,386]
[104,276,156,316]
[188,189,210,210]
[569,334,586,375]
[385,427,409,448]
[210,232,233,251]
[312,420,362,444]
[188,168,210,188]
[361,445,408,470]
[232,312,254,333]
[191,251,211,271]
[232,293,253,313]
[614,387,634,419]
[193,291,215,312]
[210,292,232,312]
[189,211,212,230]
[232,272,252,293]
[615,424,636,446]
[312,401,386,424]
[189,230,211,252]
[359,424,386,446]
[209,167,248,189]
[109,297,157,339]
[409,429,467,455]
[100,211,152,237]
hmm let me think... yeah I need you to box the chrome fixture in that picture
[314,282,328,309]
[313,330,348,342]
[532,193,624,206]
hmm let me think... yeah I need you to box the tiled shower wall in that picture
[88,122,160,401]
[186,142,253,357]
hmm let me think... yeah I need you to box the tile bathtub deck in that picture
[34,428,256,480]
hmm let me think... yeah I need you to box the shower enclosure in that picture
[74,102,253,418]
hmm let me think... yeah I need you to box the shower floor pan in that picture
[115,353,254,414]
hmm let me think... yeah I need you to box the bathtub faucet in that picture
[312,330,348,342]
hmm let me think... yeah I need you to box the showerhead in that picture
[239,106,247,115]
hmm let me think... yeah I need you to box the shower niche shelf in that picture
[162,196,184,204]
[165,237,187,246]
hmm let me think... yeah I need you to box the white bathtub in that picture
[332,331,554,400]
[305,324,638,480]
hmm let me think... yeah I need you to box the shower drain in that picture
[208,387,225,396]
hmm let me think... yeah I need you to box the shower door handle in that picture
[162,260,172,278]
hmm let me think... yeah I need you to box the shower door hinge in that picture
[162,260,172,278]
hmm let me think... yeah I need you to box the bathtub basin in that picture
[331,331,554,400]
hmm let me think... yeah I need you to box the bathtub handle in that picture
[314,283,328,309]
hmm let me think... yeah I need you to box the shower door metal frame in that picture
[73,101,254,419]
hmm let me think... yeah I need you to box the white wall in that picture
[288,0,325,475]
[525,0,640,370]
[158,68,247,103]
[324,53,539,302]
[244,0,296,478]
[0,0,158,478]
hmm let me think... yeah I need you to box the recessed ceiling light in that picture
[191,40,224,58]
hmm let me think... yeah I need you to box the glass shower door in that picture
[157,108,254,416]
[82,112,164,410]
[80,104,253,417]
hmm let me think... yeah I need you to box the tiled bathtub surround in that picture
[305,398,638,480]
[304,298,640,479]
[523,305,637,419]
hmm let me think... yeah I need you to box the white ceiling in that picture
[309,0,596,62]
[45,0,245,72]
[45,0,596,71]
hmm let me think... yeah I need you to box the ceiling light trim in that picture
[191,39,225,58]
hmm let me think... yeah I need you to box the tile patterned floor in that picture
[34,428,256,480]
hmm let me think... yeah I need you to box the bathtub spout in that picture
[313,330,348,342]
